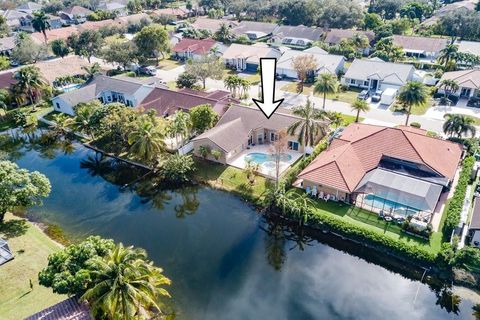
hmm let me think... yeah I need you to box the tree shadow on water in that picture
[0,219,29,239]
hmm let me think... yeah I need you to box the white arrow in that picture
[252,58,284,119]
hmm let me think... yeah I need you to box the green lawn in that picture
[157,58,182,71]
[0,213,65,319]
[288,189,443,254]
[280,82,361,105]
[0,105,53,132]
[194,158,271,204]
[244,73,261,85]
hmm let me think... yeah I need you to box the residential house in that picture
[392,35,448,61]
[271,25,323,48]
[16,2,42,15]
[59,6,93,25]
[172,38,225,60]
[1,9,29,29]
[469,196,480,247]
[0,72,16,90]
[297,123,462,216]
[190,17,238,34]
[192,105,306,164]
[324,28,374,54]
[222,43,281,72]
[153,8,190,19]
[341,58,416,91]
[0,238,13,266]
[0,36,15,56]
[25,296,92,320]
[276,47,345,79]
[35,56,104,85]
[19,13,63,32]
[52,75,161,115]
[31,25,79,44]
[437,69,480,99]
[232,21,278,41]
[98,2,127,16]
[139,87,233,117]
[422,0,476,26]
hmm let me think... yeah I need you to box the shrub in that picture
[211,149,221,160]
[410,122,421,128]
[443,156,475,236]
[161,154,195,185]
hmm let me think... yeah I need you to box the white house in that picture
[392,35,448,62]
[341,58,416,91]
[276,47,345,79]
[222,43,281,72]
[469,196,480,247]
[51,75,159,115]
[437,69,480,99]
[270,25,323,49]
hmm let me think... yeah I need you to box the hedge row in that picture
[443,156,475,235]
[301,208,437,265]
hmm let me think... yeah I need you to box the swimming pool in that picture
[245,152,292,164]
[60,83,82,92]
[363,194,418,216]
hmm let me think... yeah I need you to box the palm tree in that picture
[82,243,171,319]
[443,113,476,137]
[31,11,51,44]
[287,98,329,156]
[224,74,240,97]
[313,73,338,109]
[67,105,96,139]
[397,81,429,126]
[214,23,234,43]
[13,66,46,108]
[439,79,459,102]
[168,111,191,146]
[128,120,165,164]
[351,99,370,122]
[438,44,459,70]
[82,62,102,81]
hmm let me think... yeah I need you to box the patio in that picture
[227,144,302,178]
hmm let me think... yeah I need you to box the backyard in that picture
[0,105,53,132]
[0,213,65,320]
[288,189,443,254]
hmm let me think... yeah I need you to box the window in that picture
[363,81,369,86]
[350,79,355,84]
[288,141,299,151]
[55,102,60,109]
[270,132,277,141]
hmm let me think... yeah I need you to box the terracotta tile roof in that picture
[31,26,78,44]
[298,123,463,193]
[25,296,92,320]
[173,38,217,55]
[0,71,16,89]
[35,56,92,84]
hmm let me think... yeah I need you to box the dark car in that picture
[138,66,157,76]
[371,90,383,102]
[358,90,370,100]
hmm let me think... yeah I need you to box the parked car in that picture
[275,73,285,80]
[138,65,157,76]
[371,90,383,102]
[358,90,370,100]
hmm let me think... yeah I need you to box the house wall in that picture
[52,96,75,115]
[300,179,349,202]
[472,230,480,247]
[192,139,228,164]
[341,77,403,91]
[438,87,476,98]
[134,86,155,105]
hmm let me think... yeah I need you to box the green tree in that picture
[438,44,459,71]
[372,37,405,62]
[101,39,138,70]
[313,73,339,109]
[128,118,165,164]
[185,54,224,89]
[134,24,170,64]
[400,2,432,20]
[439,79,459,102]
[0,161,51,222]
[317,0,363,29]
[443,114,476,138]
[39,236,115,295]
[68,30,104,63]
[50,39,70,58]
[214,23,234,43]
[82,62,102,80]
[287,98,328,155]
[363,12,383,30]
[224,74,242,97]
[351,99,370,122]
[31,11,51,44]
[0,56,9,71]
[160,154,195,185]
[0,16,9,37]
[189,104,218,133]
[397,81,429,126]
[12,34,48,64]
[176,72,198,89]
[13,66,47,107]
[81,243,171,320]
[69,101,102,138]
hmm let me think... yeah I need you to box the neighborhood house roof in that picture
[193,105,304,153]
[0,36,15,52]
[0,72,16,89]
[232,21,278,37]
[392,35,448,53]
[438,69,480,90]
[61,5,93,16]
[343,59,415,85]
[422,0,476,26]
[173,38,217,55]
[26,296,92,320]
[154,8,189,17]
[272,25,323,42]
[298,123,463,193]
[0,238,13,266]
[471,197,480,229]
[35,56,93,84]
[324,29,374,45]
[139,87,232,116]
[31,26,78,44]
[457,40,480,57]
[222,43,281,64]
[17,1,42,12]
[277,49,344,75]
[191,18,238,33]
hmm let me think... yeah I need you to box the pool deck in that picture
[227,144,303,178]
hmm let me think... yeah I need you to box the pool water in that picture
[363,194,418,216]
[245,152,292,164]
[61,83,82,92]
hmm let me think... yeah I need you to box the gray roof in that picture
[232,21,278,36]
[273,25,323,42]
[0,36,15,52]
[17,1,42,11]
[277,49,344,74]
[457,40,480,57]
[193,105,303,153]
[343,59,415,86]
[26,296,92,320]
[324,29,374,45]
[0,238,13,266]
[392,35,448,53]
[355,168,443,212]
[471,197,480,229]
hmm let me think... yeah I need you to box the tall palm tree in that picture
[438,44,459,71]
[351,99,370,122]
[13,66,46,108]
[82,62,102,81]
[82,243,171,320]
[31,11,51,44]
[214,23,234,43]
[128,119,165,164]
[439,79,459,102]
[397,81,429,126]
[443,114,476,137]
[224,74,240,97]
[168,111,191,145]
[313,73,338,109]
[287,98,329,156]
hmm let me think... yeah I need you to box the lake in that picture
[2,133,479,320]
